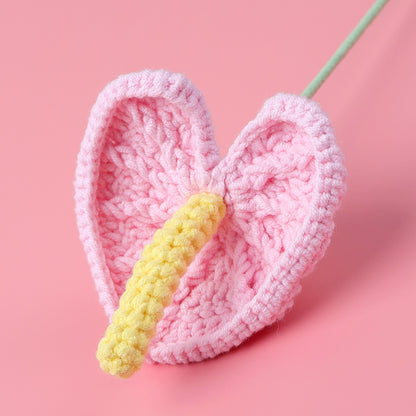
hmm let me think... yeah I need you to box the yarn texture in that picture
[96,193,226,377]
[74,69,346,366]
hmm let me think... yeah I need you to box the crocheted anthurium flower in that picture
[75,69,346,378]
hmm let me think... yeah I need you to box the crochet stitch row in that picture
[96,193,226,378]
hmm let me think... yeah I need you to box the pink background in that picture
[1,0,415,414]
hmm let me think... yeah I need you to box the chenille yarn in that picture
[96,193,225,378]
[74,69,346,367]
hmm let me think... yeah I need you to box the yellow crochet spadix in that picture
[96,193,226,378]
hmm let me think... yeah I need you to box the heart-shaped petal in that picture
[75,70,346,365]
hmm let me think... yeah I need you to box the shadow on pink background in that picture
[1,0,415,414]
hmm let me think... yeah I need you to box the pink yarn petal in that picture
[74,70,221,318]
[147,93,346,364]
[218,93,346,320]
[75,71,346,365]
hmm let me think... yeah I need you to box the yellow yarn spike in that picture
[96,193,226,378]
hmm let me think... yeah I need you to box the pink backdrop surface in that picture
[1,0,415,414]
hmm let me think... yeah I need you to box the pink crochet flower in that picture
[75,69,346,364]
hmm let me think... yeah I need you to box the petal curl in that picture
[74,70,220,318]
